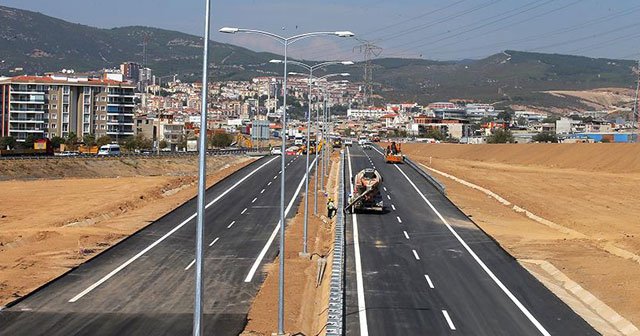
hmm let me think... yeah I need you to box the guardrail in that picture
[0,148,261,161]
[404,157,447,195]
[326,150,346,335]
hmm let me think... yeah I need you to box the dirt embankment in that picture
[0,155,254,306]
[402,143,640,328]
[242,153,340,336]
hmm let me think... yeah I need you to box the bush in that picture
[0,136,17,150]
[487,128,515,144]
[210,133,233,148]
[532,132,558,143]
[96,135,112,147]
[50,136,65,150]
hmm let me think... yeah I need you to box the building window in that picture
[50,95,57,101]
[50,113,57,119]
[51,124,57,129]
[101,125,105,130]
[62,86,70,94]
[62,104,69,113]
[101,106,106,111]
[101,115,106,120]
[51,104,57,110]
[101,96,106,102]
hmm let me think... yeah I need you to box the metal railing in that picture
[0,148,252,161]
[404,157,446,195]
[326,150,345,335]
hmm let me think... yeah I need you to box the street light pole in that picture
[193,0,211,335]
[219,27,354,336]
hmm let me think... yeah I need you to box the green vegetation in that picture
[96,136,112,147]
[532,132,558,143]
[486,129,515,144]
[0,136,17,150]
[210,133,233,148]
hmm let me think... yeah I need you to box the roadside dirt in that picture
[242,153,339,336]
[402,143,640,327]
[0,155,254,306]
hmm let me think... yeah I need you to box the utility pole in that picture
[353,39,382,107]
[633,59,640,143]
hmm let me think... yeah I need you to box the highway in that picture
[343,144,598,336]
[0,154,313,335]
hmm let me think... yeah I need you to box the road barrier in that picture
[404,157,447,195]
[0,148,254,161]
[326,150,346,336]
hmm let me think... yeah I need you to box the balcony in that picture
[10,109,45,113]
[9,118,45,123]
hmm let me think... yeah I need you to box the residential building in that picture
[0,75,135,141]
[347,108,388,120]
[120,62,141,82]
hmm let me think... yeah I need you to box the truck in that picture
[384,141,404,164]
[345,168,384,213]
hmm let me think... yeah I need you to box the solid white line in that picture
[425,275,435,289]
[261,189,265,194]
[393,164,551,336]
[209,237,220,247]
[68,156,278,303]
[244,156,318,283]
[348,147,369,336]
[442,310,456,330]
[227,221,236,229]
[387,194,391,200]
[252,197,257,203]
[391,204,396,211]
[412,249,420,260]
[397,216,402,223]
[241,208,247,214]
[403,231,410,239]
[185,259,196,271]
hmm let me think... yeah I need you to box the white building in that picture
[347,108,388,120]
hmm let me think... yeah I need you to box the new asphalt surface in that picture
[343,145,598,336]
[0,154,314,336]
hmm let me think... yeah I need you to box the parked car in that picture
[270,147,282,155]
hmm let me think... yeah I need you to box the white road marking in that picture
[185,259,196,271]
[252,197,257,203]
[227,221,236,229]
[386,194,391,200]
[241,208,247,214]
[68,156,278,303]
[347,147,369,336]
[383,187,387,191]
[403,231,410,239]
[392,163,552,336]
[412,249,420,260]
[244,156,318,282]
[425,275,435,289]
[209,237,220,247]
[391,204,396,211]
[273,175,277,180]
[397,216,402,223]
[268,181,272,186]
[261,189,265,194]
[442,310,456,330]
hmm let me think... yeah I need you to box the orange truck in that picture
[384,142,404,164]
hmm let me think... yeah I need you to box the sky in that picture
[2,0,640,61]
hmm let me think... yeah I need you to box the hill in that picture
[1,5,638,112]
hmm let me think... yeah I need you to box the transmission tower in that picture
[353,39,383,106]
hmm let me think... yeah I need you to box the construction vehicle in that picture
[332,137,342,148]
[384,141,404,164]
[345,168,384,213]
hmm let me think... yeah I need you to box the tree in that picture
[210,133,233,148]
[22,134,38,149]
[96,135,112,147]
[159,140,168,149]
[497,111,513,122]
[50,136,65,150]
[0,136,17,150]
[83,134,96,147]
[65,132,79,150]
[486,128,514,144]
[532,132,558,143]
[422,128,445,141]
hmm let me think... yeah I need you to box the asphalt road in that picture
[343,144,598,336]
[0,154,314,336]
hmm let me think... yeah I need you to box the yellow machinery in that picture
[234,133,253,148]
[384,142,404,164]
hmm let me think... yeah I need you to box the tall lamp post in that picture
[219,27,354,336]
[272,60,353,256]
[193,1,212,335]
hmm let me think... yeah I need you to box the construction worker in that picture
[327,197,336,219]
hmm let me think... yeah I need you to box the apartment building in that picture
[0,75,135,141]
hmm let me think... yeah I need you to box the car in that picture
[58,151,79,156]
[344,139,353,147]
[362,141,372,150]
[97,144,121,156]
[270,147,282,155]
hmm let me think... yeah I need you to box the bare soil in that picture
[0,155,254,306]
[402,143,640,326]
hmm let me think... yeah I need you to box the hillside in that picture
[1,5,638,112]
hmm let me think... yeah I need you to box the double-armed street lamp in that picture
[273,60,353,256]
[219,26,354,336]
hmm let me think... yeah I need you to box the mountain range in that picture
[1,5,637,112]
